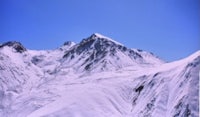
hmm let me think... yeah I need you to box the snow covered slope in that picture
[0,34,199,117]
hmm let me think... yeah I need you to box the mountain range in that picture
[0,33,199,117]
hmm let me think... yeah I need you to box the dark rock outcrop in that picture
[0,41,26,53]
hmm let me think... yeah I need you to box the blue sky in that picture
[0,0,199,61]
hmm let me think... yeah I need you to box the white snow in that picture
[94,33,124,46]
[0,39,199,117]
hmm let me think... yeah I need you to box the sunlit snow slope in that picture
[0,34,199,117]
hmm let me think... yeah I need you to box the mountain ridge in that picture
[61,33,163,72]
[0,33,199,117]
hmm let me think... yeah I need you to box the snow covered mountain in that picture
[0,33,199,117]
[62,33,163,72]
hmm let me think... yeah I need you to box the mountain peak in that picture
[62,33,163,72]
[88,33,123,46]
[91,33,108,39]
[0,41,26,53]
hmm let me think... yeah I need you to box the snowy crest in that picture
[0,41,26,53]
[62,33,163,72]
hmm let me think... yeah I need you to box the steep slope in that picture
[0,34,199,117]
